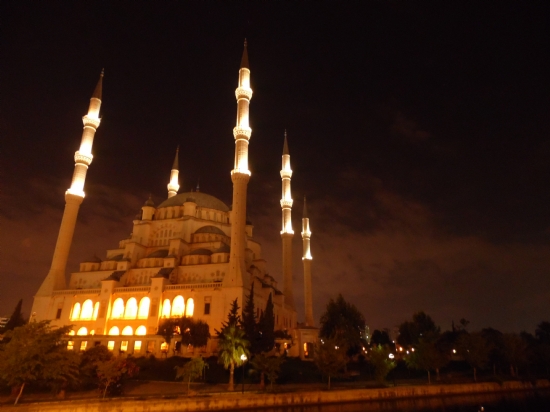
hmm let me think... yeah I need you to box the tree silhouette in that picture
[217,324,249,391]
[1,299,25,333]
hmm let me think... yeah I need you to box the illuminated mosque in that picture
[31,43,318,358]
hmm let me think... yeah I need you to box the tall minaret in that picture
[280,131,295,309]
[302,197,314,326]
[33,71,104,310]
[227,40,252,287]
[167,146,180,198]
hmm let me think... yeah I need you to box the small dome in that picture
[146,249,169,258]
[105,254,124,262]
[214,244,230,253]
[195,225,226,235]
[83,255,102,263]
[157,192,229,211]
[189,248,212,256]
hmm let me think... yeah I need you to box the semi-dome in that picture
[195,225,226,235]
[157,192,229,212]
[146,249,169,258]
[189,248,212,256]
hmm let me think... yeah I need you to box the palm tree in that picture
[218,324,250,391]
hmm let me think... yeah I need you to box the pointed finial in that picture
[303,197,308,218]
[145,194,155,207]
[240,38,249,69]
[283,130,289,155]
[196,178,200,192]
[92,69,103,100]
[172,146,179,170]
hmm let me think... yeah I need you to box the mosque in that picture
[31,43,318,359]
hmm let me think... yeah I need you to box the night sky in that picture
[1,2,549,333]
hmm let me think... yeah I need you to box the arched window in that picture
[68,330,76,336]
[161,299,171,318]
[108,326,120,336]
[80,299,94,320]
[77,327,88,336]
[124,297,138,319]
[138,297,150,319]
[122,326,133,336]
[71,302,81,321]
[185,298,194,317]
[93,302,99,320]
[111,298,125,319]
[171,295,185,317]
[135,325,147,336]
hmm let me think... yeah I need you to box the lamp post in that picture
[240,354,247,394]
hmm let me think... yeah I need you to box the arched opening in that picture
[80,299,94,320]
[71,302,81,321]
[171,295,185,317]
[111,298,125,319]
[122,326,133,336]
[138,297,150,319]
[124,297,138,319]
[185,298,194,317]
[161,299,171,318]
[92,302,99,320]
[135,325,147,336]
[108,326,120,336]
[77,327,88,336]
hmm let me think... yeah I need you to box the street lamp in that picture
[240,354,247,394]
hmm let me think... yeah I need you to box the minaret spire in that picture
[167,146,180,198]
[227,40,253,288]
[280,130,294,309]
[33,71,104,316]
[302,197,314,326]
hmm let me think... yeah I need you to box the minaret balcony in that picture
[280,199,293,208]
[74,151,93,166]
[235,87,253,100]
[82,115,101,129]
[233,127,252,139]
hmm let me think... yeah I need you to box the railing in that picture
[52,289,101,296]
[113,286,151,293]
[164,283,219,291]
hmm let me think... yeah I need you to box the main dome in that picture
[157,192,230,212]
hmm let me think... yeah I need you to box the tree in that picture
[216,298,241,337]
[0,321,79,405]
[179,318,211,349]
[175,357,208,394]
[217,324,250,391]
[371,330,392,347]
[96,357,139,398]
[406,340,448,383]
[250,353,285,391]
[501,333,528,377]
[457,332,491,382]
[80,345,113,388]
[314,339,347,390]
[397,311,440,347]
[157,318,179,349]
[1,299,26,334]
[536,322,550,345]
[319,294,366,355]
[369,345,396,384]
[257,293,275,353]
[242,283,259,353]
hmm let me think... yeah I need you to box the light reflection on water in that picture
[226,390,550,412]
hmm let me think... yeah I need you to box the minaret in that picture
[302,197,314,326]
[280,131,295,309]
[167,146,180,198]
[227,40,252,287]
[34,71,104,308]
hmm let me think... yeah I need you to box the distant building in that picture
[0,317,9,330]
[31,43,317,358]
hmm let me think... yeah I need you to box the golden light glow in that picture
[122,326,133,336]
[121,341,129,352]
[80,341,88,351]
[93,302,99,320]
[138,297,150,319]
[161,299,171,318]
[185,298,194,317]
[111,298,124,319]
[172,295,185,317]
[77,327,88,336]
[71,302,81,321]
[108,326,120,336]
[136,326,147,336]
[80,299,94,320]
[107,341,115,351]
[67,341,74,350]
[134,341,142,352]
[124,297,138,319]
